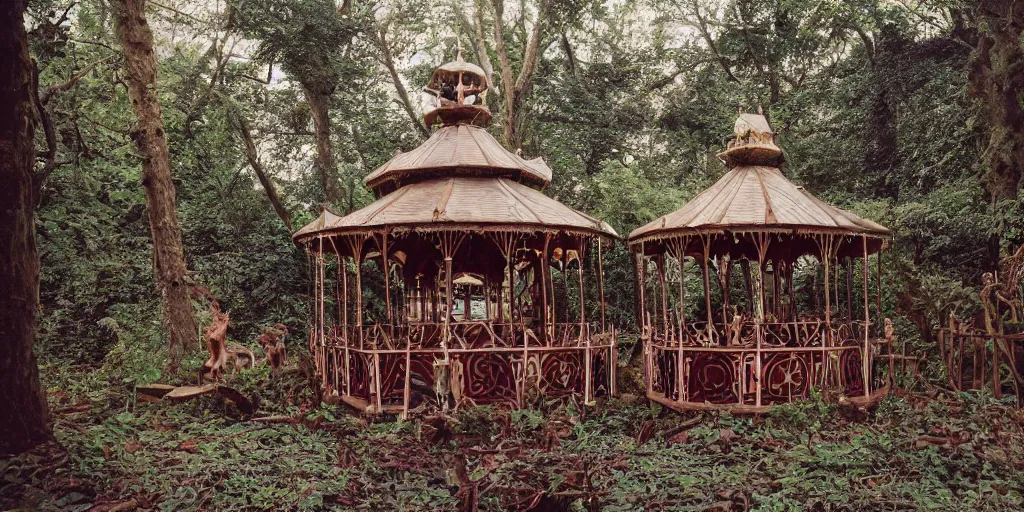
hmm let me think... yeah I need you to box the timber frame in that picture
[301,228,616,416]
[628,111,893,414]
[294,55,617,417]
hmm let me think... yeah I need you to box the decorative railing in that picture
[315,321,609,351]
[939,328,1024,403]
[650,319,870,348]
[308,320,617,415]
[646,319,880,410]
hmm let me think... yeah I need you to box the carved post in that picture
[541,234,551,345]
[637,241,650,394]
[657,254,669,338]
[862,236,871,398]
[674,237,687,402]
[342,245,350,394]
[380,231,394,342]
[579,241,590,403]
[700,237,713,334]
[598,237,606,334]
[355,247,364,350]
[403,345,411,418]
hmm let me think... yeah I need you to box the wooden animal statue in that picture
[257,323,289,372]
[198,300,254,382]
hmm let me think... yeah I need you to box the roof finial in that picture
[457,38,463,61]
[757,104,764,115]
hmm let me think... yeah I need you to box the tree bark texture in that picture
[0,0,54,455]
[376,27,428,138]
[490,0,552,152]
[112,0,198,369]
[969,1,1024,201]
[235,115,293,231]
[303,84,340,204]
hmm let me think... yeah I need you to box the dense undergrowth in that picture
[3,350,1024,511]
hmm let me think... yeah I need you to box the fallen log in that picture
[136,383,176,400]
[160,384,255,415]
[251,415,298,424]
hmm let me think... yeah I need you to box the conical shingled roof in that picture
[295,56,614,247]
[629,166,890,241]
[294,177,616,246]
[363,124,552,193]
[629,113,890,243]
[292,208,345,240]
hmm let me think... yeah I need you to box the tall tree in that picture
[112,0,198,369]
[232,112,294,231]
[969,0,1024,201]
[234,0,363,207]
[490,0,554,151]
[372,2,431,139]
[0,0,53,455]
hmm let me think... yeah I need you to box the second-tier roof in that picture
[363,124,553,195]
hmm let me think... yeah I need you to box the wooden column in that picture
[719,256,731,326]
[876,248,883,336]
[846,257,854,321]
[788,262,796,321]
[579,240,590,403]
[752,233,771,409]
[318,243,326,373]
[541,234,551,345]
[444,256,454,346]
[637,242,650,394]
[355,253,364,349]
[862,236,871,398]
[773,260,781,319]
[598,237,606,334]
[381,231,392,337]
[674,237,688,402]
[657,254,669,337]
[508,244,515,325]
[342,251,350,394]
[700,238,713,332]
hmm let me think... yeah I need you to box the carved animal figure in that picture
[257,323,289,372]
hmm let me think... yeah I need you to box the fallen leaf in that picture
[636,420,655,446]
[667,430,689,445]
[177,439,199,453]
[718,428,738,445]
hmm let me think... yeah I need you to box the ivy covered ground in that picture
[3,355,1024,512]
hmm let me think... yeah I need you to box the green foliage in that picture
[16,1,1024,508]
[11,365,1024,511]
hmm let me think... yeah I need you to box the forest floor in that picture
[4,353,1024,511]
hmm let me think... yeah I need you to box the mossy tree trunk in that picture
[969,1,1024,202]
[303,83,341,206]
[112,0,198,370]
[0,0,53,455]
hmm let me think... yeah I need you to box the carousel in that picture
[628,111,893,413]
[293,56,618,416]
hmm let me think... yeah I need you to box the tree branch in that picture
[39,56,112,105]
[685,0,741,83]
[491,0,516,122]
[472,0,495,87]
[513,0,552,95]
[30,60,59,191]
[375,25,428,138]
[232,114,293,231]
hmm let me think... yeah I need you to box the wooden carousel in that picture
[293,55,618,416]
[629,111,893,413]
